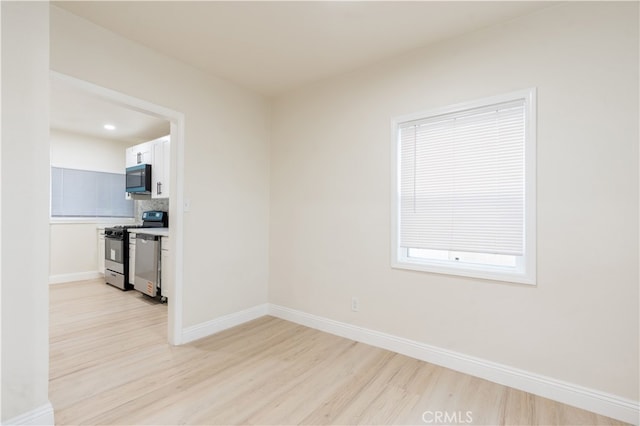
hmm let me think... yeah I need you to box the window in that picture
[391,89,536,284]
[51,167,134,218]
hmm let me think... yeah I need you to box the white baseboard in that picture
[49,271,103,284]
[181,303,269,344]
[269,304,640,425]
[176,302,639,423]
[2,401,54,426]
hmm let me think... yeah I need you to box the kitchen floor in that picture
[49,279,625,425]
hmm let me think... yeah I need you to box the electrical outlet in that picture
[351,297,359,312]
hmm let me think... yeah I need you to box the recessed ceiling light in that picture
[104,124,116,130]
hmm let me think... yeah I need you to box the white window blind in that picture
[51,167,134,218]
[399,100,525,256]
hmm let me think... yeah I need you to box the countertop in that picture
[128,227,170,237]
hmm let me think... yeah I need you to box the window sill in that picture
[50,217,137,225]
[392,259,536,286]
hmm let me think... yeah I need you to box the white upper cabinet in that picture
[125,141,153,168]
[151,135,170,199]
[124,135,170,199]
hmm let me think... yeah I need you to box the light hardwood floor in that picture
[50,279,625,425]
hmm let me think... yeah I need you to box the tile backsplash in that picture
[134,198,169,224]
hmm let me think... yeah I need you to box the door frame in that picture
[50,70,185,345]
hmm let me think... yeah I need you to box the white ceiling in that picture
[51,73,170,144]
[55,1,554,97]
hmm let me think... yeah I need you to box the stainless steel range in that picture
[104,225,135,290]
[104,210,168,291]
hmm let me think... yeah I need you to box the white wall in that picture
[50,6,271,328]
[49,224,101,280]
[1,2,52,422]
[50,128,128,173]
[49,130,132,280]
[270,1,639,402]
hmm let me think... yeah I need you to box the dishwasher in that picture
[134,233,162,299]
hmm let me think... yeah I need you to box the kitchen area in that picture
[100,136,172,302]
[50,75,174,305]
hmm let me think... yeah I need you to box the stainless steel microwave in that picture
[126,164,152,193]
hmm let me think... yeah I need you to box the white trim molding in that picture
[175,303,639,423]
[49,271,103,284]
[2,402,54,426]
[181,304,269,344]
[268,304,640,425]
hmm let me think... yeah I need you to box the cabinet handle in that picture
[157,182,162,195]
[137,152,142,164]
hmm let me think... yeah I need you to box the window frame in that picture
[390,89,537,285]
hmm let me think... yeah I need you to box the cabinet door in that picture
[162,139,170,197]
[152,138,170,199]
[161,248,169,298]
[126,142,153,167]
[139,142,152,164]
[129,243,136,285]
[160,237,170,298]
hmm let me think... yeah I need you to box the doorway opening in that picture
[49,71,184,345]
